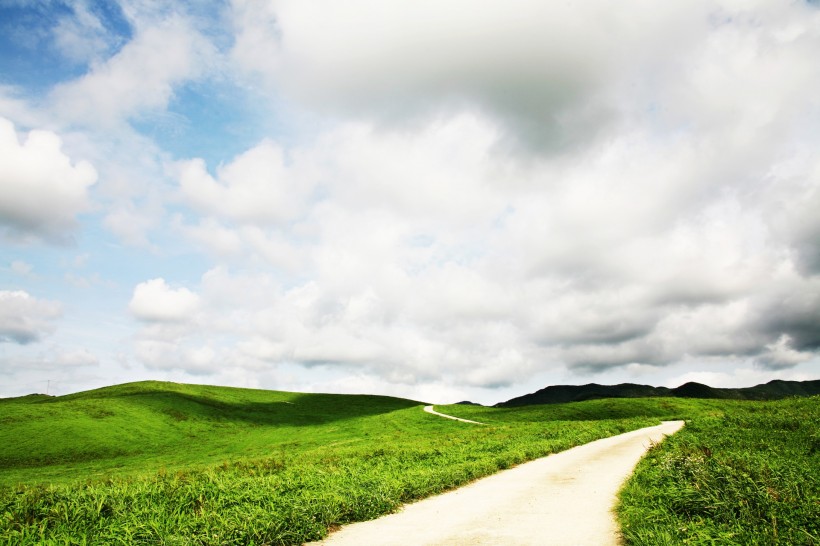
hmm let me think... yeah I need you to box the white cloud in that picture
[234,0,712,152]
[52,0,119,64]
[129,278,201,322]
[0,291,62,344]
[314,114,503,223]
[51,16,213,126]
[174,217,244,257]
[176,139,315,226]
[230,0,281,81]
[164,35,820,384]
[103,204,159,248]
[0,347,99,387]
[0,118,97,242]
[755,334,814,370]
[51,347,100,368]
[5,2,819,399]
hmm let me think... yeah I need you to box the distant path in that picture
[308,420,685,545]
[423,405,485,424]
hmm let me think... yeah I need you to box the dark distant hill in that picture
[496,379,820,407]
[670,382,726,399]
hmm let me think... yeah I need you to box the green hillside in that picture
[0,380,421,485]
[0,380,667,544]
[1,382,815,544]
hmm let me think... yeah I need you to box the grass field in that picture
[1,381,816,544]
[0,381,663,544]
[617,396,820,545]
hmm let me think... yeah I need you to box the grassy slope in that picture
[0,382,419,485]
[442,396,724,423]
[0,381,420,486]
[5,382,813,545]
[0,381,670,544]
[617,397,820,545]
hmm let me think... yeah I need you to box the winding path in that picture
[308,419,685,545]
[423,405,485,424]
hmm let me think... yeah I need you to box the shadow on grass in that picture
[28,381,424,427]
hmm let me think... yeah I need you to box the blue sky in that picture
[1,0,819,404]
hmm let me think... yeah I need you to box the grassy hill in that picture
[0,380,422,485]
[1,381,816,544]
[0,380,677,544]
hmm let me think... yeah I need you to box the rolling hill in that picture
[0,380,423,485]
[0,380,680,544]
[1,380,816,544]
[496,379,820,407]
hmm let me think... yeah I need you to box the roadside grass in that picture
[7,382,812,545]
[0,381,671,545]
[617,396,820,545]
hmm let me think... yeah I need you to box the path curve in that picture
[307,420,685,545]
[423,405,485,424]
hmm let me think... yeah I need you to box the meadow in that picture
[0,381,816,544]
[617,396,819,545]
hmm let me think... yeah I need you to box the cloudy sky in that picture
[1,0,819,404]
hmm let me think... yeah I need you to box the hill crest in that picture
[496,379,820,407]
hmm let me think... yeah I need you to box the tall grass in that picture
[1,382,667,544]
[617,397,820,545]
[7,382,812,545]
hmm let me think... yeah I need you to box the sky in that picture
[1,0,819,405]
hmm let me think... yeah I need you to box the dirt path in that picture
[307,420,684,545]
[423,405,485,424]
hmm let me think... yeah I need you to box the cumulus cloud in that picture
[129,278,201,322]
[7,1,814,398]
[128,278,210,373]
[242,1,666,148]
[0,118,97,242]
[0,291,62,344]
[169,11,820,384]
[176,139,315,226]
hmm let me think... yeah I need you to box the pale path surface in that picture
[423,405,485,424]
[307,420,685,546]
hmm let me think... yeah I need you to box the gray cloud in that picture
[754,280,820,352]
[754,335,814,371]
[0,118,97,243]
[0,291,62,344]
[236,0,712,154]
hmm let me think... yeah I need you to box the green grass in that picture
[617,396,820,545]
[3,382,815,545]
[0,381,671,544]
[0,381,422,486]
